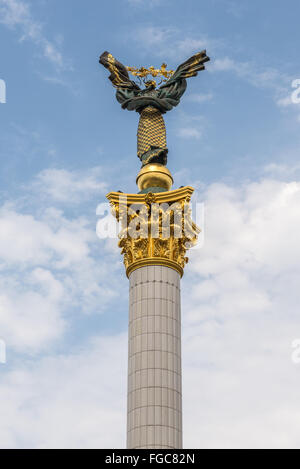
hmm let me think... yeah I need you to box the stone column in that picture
[127,265,182,449]
[106,186,199,449]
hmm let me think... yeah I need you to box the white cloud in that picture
[132,26,212,61]
[175,37,209,57]
[0,0,70,70]
[210,56,280,89]
[210,56,296,112]
[0,268,66,352]
[264,162,300,179]
[178,127,202,139]
[0,205,93,266]
[0,334,127,448]
[131,26,297,123]
[277,95,293,107]
[32,167,108,204]
[134,25,177,50]
[130,22,298,121]
[0,170,119,353]
[181,174,300,448]
[210,57,235,71]
[187,93,213,103]
[176,113,206,140]
[191,178,300,276]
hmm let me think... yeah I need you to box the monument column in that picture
[99,48,209,449]
[127,265,182,449]
[107,176,199,449]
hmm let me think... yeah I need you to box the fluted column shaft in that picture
[127,265,182,449]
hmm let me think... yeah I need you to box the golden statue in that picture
[99,51,210,181]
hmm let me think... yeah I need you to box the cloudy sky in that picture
[0,0,300,449]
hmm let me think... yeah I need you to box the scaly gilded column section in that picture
[106,186,199,278]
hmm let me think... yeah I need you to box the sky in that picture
[0,0,300,449]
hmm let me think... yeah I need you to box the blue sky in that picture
[0,0,300,448]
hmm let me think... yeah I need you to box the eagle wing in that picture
[159,50,210,89]
[99,51,140,90]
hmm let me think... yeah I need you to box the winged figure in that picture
[99,51,210,167]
